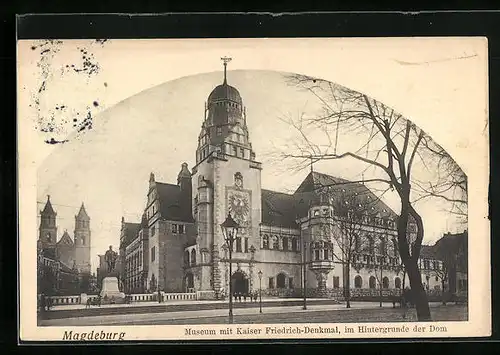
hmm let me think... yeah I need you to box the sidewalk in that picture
[49,297,335,311]
[39,301,456,327]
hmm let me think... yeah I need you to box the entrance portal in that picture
[231,271,249,295]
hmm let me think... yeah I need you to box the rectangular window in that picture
[236,237,242,252]
[244,238,248,253]
[216,127,222,136]
[151,225,156,236]
[314,249,320,261]
[288,277,294,289]
[232,145,237,156]
[172,224,178,234]
[262,235,269,249]
[333,276,340,288]
[151,246,156,262]
[283,237,289,251]
[268,277,274,289]
[291,238,297,251]
[179,224,185,234]
[240,147,244,158]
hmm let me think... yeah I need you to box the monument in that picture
[100,245,125,304]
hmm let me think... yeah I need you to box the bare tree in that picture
[278,74,466,320]
[326,189,368,308]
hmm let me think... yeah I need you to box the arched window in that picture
[354,275,362,288]
[323,242,330,260]
[262,234,269,249]
[369,276,376,289]
[291,237,298,251]
[395,277,401,289]
[382,277,389,289]
[276,273,287,288]
[190,249,196,265]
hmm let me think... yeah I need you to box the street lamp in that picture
[220,213,240,324]
[258,270,263,313]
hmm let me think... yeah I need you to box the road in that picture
[39,303,467,326]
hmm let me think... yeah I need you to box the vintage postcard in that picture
[18,37,490,341]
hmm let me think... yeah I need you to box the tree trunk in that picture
[345,263,351,308]
[441,279,446,305]
[406,260,432,321]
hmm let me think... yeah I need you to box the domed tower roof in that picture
[207,83,242,105]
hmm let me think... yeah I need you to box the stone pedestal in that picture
[314,270,329,298]
[100,276,125,304]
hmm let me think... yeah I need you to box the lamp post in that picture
[303,241,307,310]
[220,213,240,324]
[258,270,263,313]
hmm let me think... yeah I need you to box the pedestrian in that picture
[234,293,237,302]
[243,293,247,302]
[238,293,242,302]
[158,289,161,303]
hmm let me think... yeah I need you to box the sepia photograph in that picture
[17,37,489,341]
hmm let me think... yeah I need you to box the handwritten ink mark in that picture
[45,138,69,145]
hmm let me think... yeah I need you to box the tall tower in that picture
[39,195,57,258]
[74,202,91,274]
[191,58,262,294]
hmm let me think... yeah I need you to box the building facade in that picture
[121,65,449,298]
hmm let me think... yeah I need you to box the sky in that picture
[18,39,486,273]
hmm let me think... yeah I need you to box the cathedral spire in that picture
[76,202,89,221]
[221,56,232,85]
[41,194,56,216]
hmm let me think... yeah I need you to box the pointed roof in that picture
[76,202,90,220]
[177,162,191,183]
[41,195,56,216]
[57,230,74,245]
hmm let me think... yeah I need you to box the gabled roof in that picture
[261,171,398,229]
[120,222,141,249]
[57,231,74,246]
[156,182,194,223]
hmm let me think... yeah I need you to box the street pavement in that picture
[39,302,466,326]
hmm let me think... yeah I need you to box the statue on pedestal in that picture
[104,245,118,274]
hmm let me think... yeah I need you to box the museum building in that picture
[119,64,445,298]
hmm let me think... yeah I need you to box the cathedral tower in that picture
[39,195,57,258]
[191,58,262,295]
[74,202,91,274]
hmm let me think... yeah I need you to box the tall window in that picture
[323,243,330,260]
[289,277,294,289]
[333,276,340,288]
[273,235,280,250]
[291,237,298,251]
[276,273,286,288]
[236,237,242,252]
[314,249,320,261]
[240,147,244,158]
[172,224,178,234]
[244,237,249,253]
[232,146,237,156]
[184,251,189,266]
[151,224,156,236]
[191,249,196,265]
[179,224,185,234]
[282,237,289,251]
[368,236,375,254]
[262,234,269,249]
[268,277,274,289]
[354,275,362,288]
[151,246,156,262]
[369,276,376,289]
[379,237,387,255]
[216,127,222,136]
